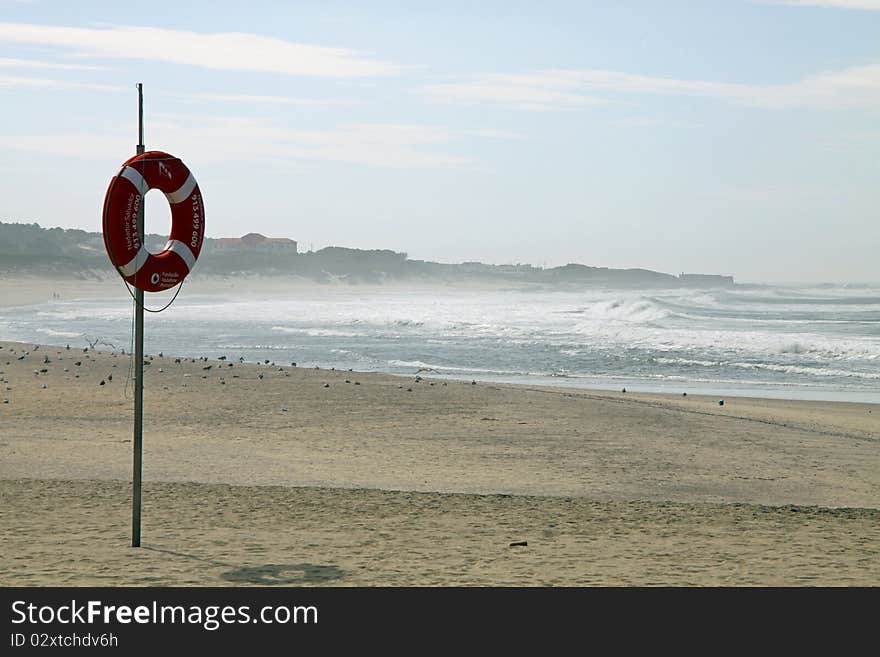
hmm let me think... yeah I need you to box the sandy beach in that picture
[1,335,878,586]
[3,0,880,596]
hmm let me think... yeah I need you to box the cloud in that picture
[0,75,120,92]
[422,74,610,111]
[179,92,354,107]
[458,129,523,139]
[0,117,504,170]
[155,119,477,168]
[607,117,665,128]
[0,57,115,71]
[421,64,880,111]
[0,22,403,77]
[0,132,129,157]
[763,0,880,9]
[817,130,880,152]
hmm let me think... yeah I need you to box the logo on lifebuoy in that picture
[151,273,160,285]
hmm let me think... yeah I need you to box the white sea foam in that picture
[4,282,879,400]
[654,357,723,368]
[386,359,437,369]
[385,359,524,376]
[559,296,682,325]
[270,326,363,338]
[36,328,82,338]
[730,361,880,380]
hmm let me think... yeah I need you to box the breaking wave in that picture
[4,282,880,401]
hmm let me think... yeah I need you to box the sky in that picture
[0,0,878,283]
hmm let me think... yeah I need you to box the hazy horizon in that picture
[1,1,878,283]
[8,218,880,286]
[2,217,880,286]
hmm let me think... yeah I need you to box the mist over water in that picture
[3,283,879,403]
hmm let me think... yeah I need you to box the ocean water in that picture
[2,283,879,403]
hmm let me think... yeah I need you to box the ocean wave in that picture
[35,309,129,322]
[655,356,722,368]
[779,342,815,355]
[729,361,880,380]
[556,326,879,362]
[214,344,291,351]
[566,298,673,324]
[385,359,526,376]
[35,328,82,338]
[6,283,880,398]
[386,359,437,369]
[652,354,880,380]
[270,326,364,338]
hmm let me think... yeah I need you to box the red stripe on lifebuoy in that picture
[102,151,205,292]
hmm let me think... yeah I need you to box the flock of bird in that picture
[0,342,468,408]
[2,341,726,409]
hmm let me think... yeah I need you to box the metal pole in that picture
[132,82,145,548]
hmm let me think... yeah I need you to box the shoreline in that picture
[1,273,877,405]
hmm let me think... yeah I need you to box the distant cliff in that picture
[0,221,733,288]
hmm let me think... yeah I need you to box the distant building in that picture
[213,233,297,253]
[679,273,734,287]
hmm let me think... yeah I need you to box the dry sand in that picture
[0,275,122,308]
[1,337,878,586]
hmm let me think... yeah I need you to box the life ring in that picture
[102,150,205,292]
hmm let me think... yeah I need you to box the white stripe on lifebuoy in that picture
[163,239,197,271]
[118,245,149,276]
[120,166,149,196]
[164,174,197,204]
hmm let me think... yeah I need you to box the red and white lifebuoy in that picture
[102,151,204,292]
